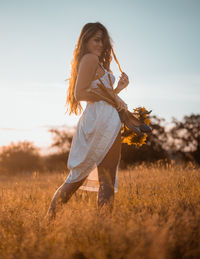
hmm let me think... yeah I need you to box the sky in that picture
[0,0,199,152]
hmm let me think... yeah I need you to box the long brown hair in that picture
[65,22,122,116]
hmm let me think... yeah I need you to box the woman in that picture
[46,22,129,219]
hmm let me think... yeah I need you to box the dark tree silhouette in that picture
[146,115,169,151]
[48,127,74,153]
[169,114,200,165]
[41,127,76,172]
[121,115,170,167]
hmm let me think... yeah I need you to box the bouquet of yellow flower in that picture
[121,106,152,146]
[89,72,152,147]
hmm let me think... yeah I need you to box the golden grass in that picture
[0,162,200,259]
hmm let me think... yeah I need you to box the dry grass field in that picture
[0,162,200,259]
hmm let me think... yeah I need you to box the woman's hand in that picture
[115,72,129,94]
[115,95,128,112]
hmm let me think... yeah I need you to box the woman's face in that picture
[86,30,104,57]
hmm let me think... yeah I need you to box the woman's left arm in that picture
[115,95,128,112]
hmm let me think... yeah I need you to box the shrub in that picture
[0,141,43,174]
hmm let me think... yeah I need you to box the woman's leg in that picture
[97,130,121,213]
[46,176,87,219]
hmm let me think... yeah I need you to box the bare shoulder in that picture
[80,53,99,67]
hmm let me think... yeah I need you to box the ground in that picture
[0,162,200,259]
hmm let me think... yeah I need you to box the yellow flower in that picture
[144,118,150,125]
[121,106,151,147]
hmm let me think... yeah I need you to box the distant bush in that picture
[0,141,43,174]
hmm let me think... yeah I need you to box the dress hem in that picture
[65,122,121,185]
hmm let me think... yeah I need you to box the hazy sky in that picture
[0,0,199,148]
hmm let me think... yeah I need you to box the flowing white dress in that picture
[65,64,122,192]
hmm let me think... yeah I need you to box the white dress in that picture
[65,64,122,192]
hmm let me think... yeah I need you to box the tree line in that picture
[0,114,199,174]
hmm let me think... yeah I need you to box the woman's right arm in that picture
[74,53,98,102]
[75,53,115,103]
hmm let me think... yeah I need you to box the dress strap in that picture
[96,62,105,76]
[98,62,105,70]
